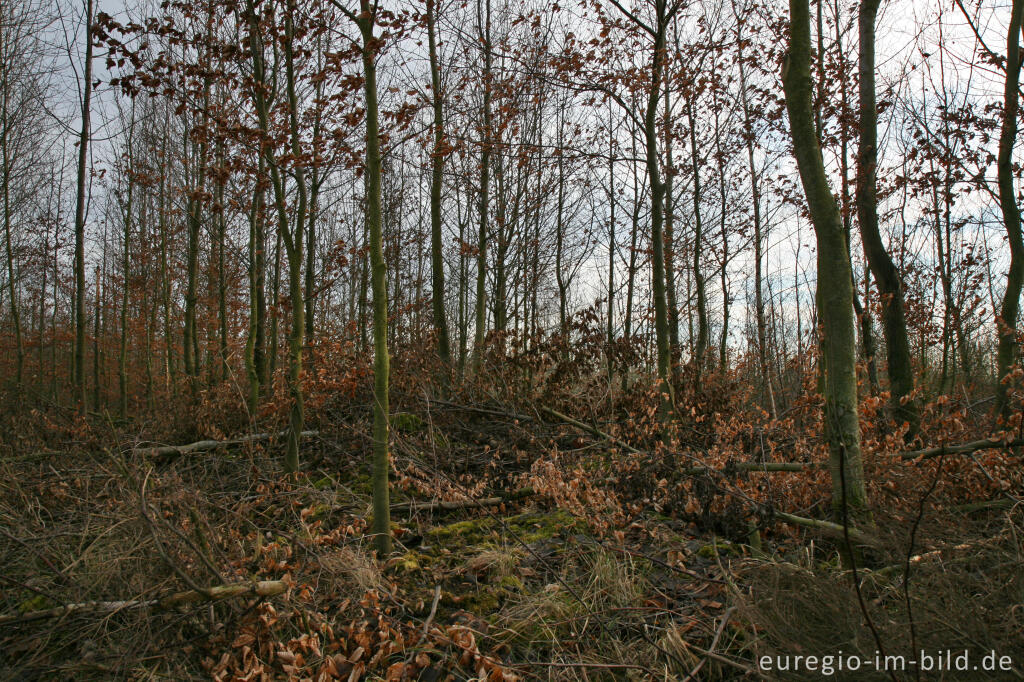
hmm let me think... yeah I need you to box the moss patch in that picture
[426,509,577,551]
[391,413,425,433]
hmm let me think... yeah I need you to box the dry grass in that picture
[736,506,1024,680]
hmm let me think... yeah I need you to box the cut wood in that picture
[132,430,318,458]
[0,580,286,626]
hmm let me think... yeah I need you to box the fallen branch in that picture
[427,399,535,422]
[774,511,881,547]
[683,461,825,475]
[950,498,1017,513]
[540,406,642,453]
[896,437,1024,461]
[132,430,319,458]
[390,488,534,513]
[390,496,505,513]
[0,580,286,626]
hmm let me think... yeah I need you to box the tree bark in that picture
[782,0,869,513]
[426,0,451,370]
[996,0,1024,417]
[856,0,917,435]
[353,0,393,555]
[472,0,491,372]
[73,0,94,414]
[732,0,776,419]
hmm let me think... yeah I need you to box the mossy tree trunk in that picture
[330,0,394,555]
[782,0,869,514]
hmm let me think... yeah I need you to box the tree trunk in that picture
[733,0,776,419]
[996,0,1024,417]
[472,0,491,372]
[426,0,451,370]
[73,0,94,414]
[663,73,680,370]
[0,66,21,394]
[356,0,393,555]
[246,157,267,413]
[782,0,869,513]
[639,1,676,421]
[686,97,709,376]
[119,111,135,418]
[856,0,917,435]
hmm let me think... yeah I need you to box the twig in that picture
[683,606,735,681]
[422,584,441,637]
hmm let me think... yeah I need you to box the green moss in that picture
[462,588,502,612]
[698,539,742,559]
[18,595,53,613]
[426,509,576,549]
[312,476,333,490]
[431,429,450,449]
[391,413,425,433]
[499,575,525,590]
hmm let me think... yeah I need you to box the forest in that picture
[1,0,1023,678]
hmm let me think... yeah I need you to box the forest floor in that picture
[1,393,1022,680]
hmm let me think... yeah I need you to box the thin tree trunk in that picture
[0,71,21,393]
[472,0,491,372]
[733,0,776,418]
[686,97,709,375]
[427,0,451,369]
[119,112,135,418]
[246,157,267,413]
[73,0,94,414]
[996,0,1024,417]
[783,0,869,513]
[663,68,680,369]
[607,109,616,381]
[635,0,678,421]
[856,0,916,434]
[354,0,392,555]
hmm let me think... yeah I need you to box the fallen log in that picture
[132,430,319,458]
[0,580,286,626]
